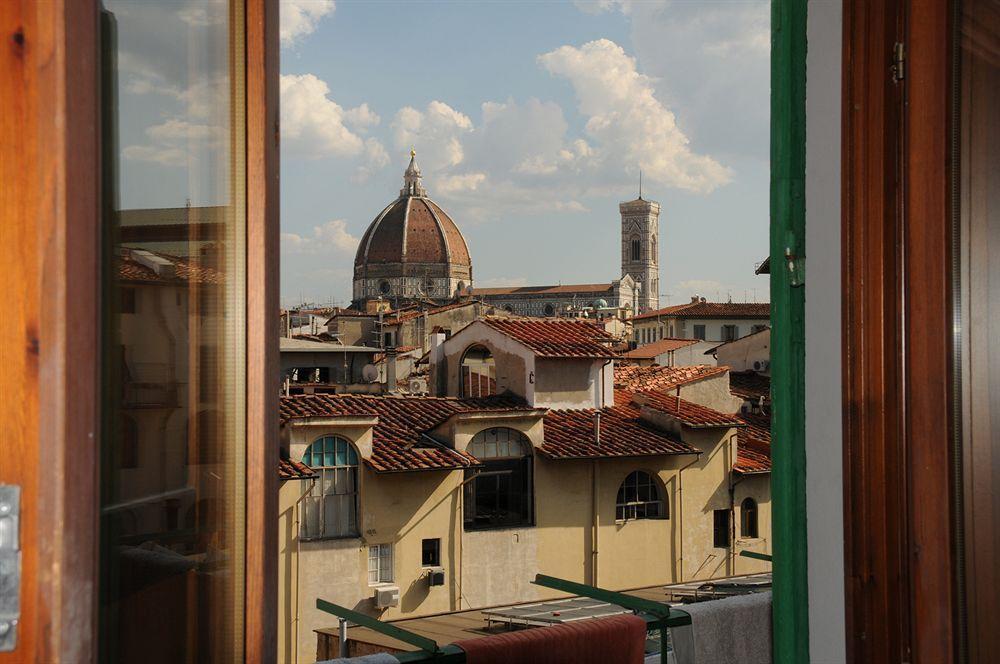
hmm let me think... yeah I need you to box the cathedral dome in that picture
[353,152,473,304]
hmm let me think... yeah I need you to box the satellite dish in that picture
[362,364,379,383]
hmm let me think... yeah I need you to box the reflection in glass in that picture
[99,1,246,661]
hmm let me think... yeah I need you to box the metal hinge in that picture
[891,41,905,83]
[0,485,20,652]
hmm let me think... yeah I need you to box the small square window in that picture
[421,538,440,567]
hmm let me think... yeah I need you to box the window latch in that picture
[0,485,20,652]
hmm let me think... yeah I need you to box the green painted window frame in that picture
[769,0,809,662]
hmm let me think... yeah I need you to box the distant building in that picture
[710,327,771,375]
[473,278,639,318]
[277,319,771,661]
[351,152,663,317]
[632,298,770,345]
[621,337,718,367]
[279,337,381,395]
[352,152,473,307]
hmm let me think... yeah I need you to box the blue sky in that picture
[107,0,771,308]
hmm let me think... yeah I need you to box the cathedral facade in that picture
[353,154,662,316]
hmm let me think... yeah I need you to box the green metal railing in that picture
[317,574,691,663]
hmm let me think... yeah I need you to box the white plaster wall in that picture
[806,1,847,660]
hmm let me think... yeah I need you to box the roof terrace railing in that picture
[316,574,692,664]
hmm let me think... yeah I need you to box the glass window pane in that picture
[99,1,246,659]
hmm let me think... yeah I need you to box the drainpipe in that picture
[675,453,700,582]
[292,476,317,664]
[591,412,601,585]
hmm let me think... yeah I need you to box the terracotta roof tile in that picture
[637,391,745,428]
[473,283,615,296]
[614,364,727,392]
[734,411,771,474]
[541,402,697,459]
[480,318,616,359]
[119,251,223,285]
[280,393,534,472]
[729,371,771,402]
[633,302,770,321]
[278,458,317,480]
[385,301,475,325]
[623,338,699,359]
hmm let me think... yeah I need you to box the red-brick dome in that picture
[352,152,473,304]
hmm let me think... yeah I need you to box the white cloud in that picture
[538,38,731,193]
[177,5,226,27]
[281,73,379,158]
[282,219,359,255]
[351,138,391,184]
[580,0,770,157]
[436,173,487,195]
[123,119,226,167]
[280,0,335,47]
[391,101,473,170]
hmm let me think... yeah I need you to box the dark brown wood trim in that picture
[245,0,279,660]
[903,0,957,660]
[843,0,958,661]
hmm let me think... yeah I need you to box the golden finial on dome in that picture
[410,148,416,158]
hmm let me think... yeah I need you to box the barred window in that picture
[301,436,359,540]
[616,471,666,521]
[461,345,496,398]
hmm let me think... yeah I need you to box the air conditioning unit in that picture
[753,360,770,372]
[427,568,445,587]
[373,584,399,609]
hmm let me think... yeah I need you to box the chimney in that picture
[593,411,602,445]
[690,295,700,303]
[385,347,398,393]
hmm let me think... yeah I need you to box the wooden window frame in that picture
[842,0,957,661]
[0,0,279,660]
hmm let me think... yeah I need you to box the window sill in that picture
[299,534,361,543]
[462,523,534,533]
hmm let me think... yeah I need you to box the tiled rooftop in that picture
[613,364,727,392]
[280,393,534,472]
[637,390,746,429]
[480,318,616,359]
[729,371,771,402]
[119,251,223,285]
[622,338,700,359]
[473,283,614,296]
[735,411,771,474]
[542,401,697,459]
[385,301,477,325]
[278,458,317,480]
[633,301,770,321]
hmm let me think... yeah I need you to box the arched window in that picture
[651,236,657,262]
[741,497,759,538]
[301,436,359,539]
[465,428,533,530]
[379,280,391,295]
[616,471,666,521]
[631,237,641,261]
[461,345,496,398]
